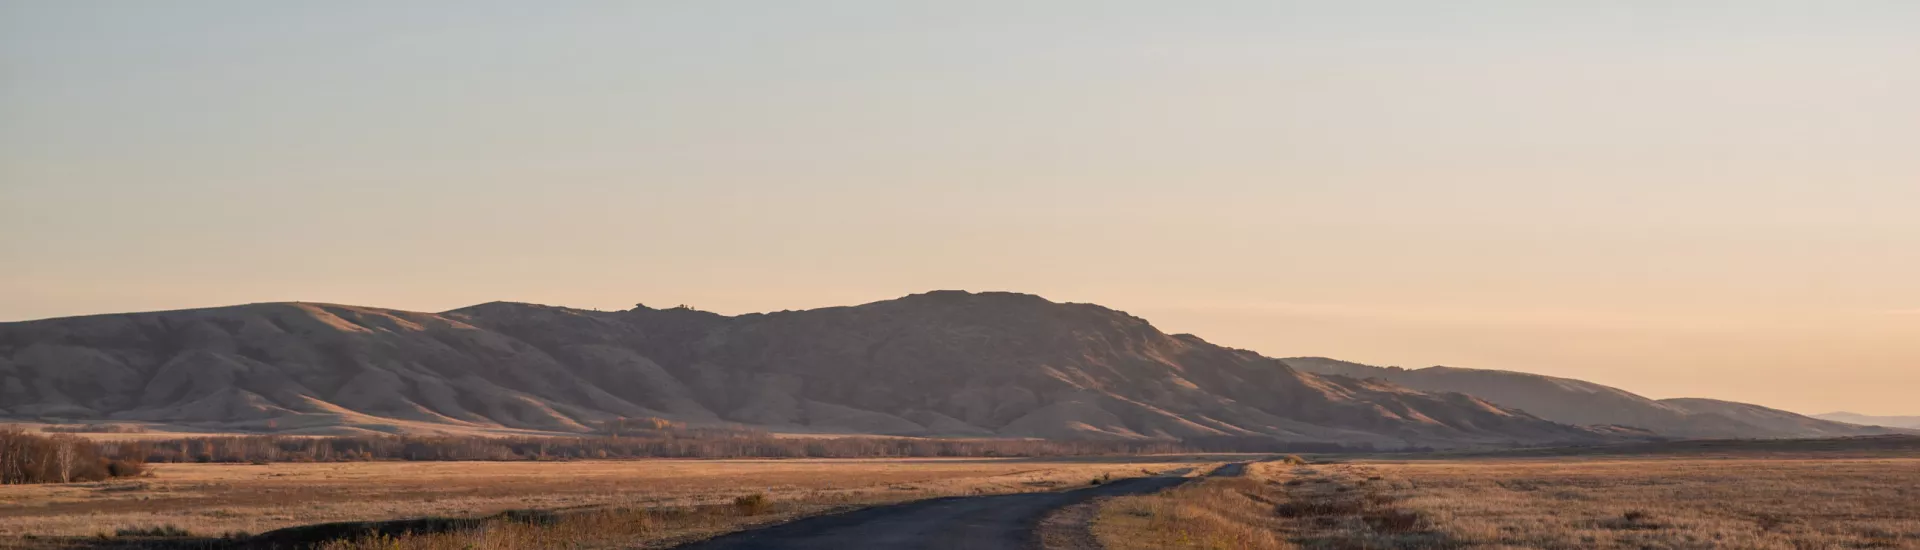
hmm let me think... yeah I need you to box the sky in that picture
[3,1,1917,415]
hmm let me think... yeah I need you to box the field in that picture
[9,441,1919,550]
[1090,455,1920,549]
[0,455,1226,548]
[1084,461,1294,550]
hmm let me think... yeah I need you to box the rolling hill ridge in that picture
[3,291,1887,445]
[1281,357,1910,439]
[1813,412,1920,430]
[2,291,1609,448]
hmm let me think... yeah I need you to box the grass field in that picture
[1093,456,1920,549]
[0,456,1227,548]
[1089,461,1294,550]
[11,444,1919,549]
[1379,457,1920,549]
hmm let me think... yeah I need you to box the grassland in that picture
[1087,461,1294,550]
[0,456,1226,548]
[1378,457,1920,549]
[13,438,1920,550]
[1092,456,1920,549]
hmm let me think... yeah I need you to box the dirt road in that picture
[674,467,1225,550]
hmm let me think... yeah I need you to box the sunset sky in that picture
[3,1,1916,415]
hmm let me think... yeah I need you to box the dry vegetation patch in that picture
[1270,463,1455,549]
[1089,462,1296,550]
[1372,457,1920,549]
[1087,460,1453,550]
[1084,456,1920,550]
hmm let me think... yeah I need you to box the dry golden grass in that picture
[1091,456,1920,550]
[1090,462,1294,550]
[309,505,778,550]
[1374,457,1920,549]
[0,456,1225,548]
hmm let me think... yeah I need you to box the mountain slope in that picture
[1659,399,1917,438]
[1814,412,1920,430]
[1283,357,1907,439]
[0,292,1609,448]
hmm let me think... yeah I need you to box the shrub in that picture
[115,524,192,537]
[1598,509,1666,531]
[1366,510,1425,532]
[104,459,148,478]
[1275,498,1367,518]
[733,493,770,516]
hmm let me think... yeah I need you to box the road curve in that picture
[673,468,1222,550]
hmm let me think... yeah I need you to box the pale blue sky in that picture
[4,1,1917,414]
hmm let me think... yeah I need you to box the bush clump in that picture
[115,525,192,537]
[105,459,148,478]
[733,493,770,516]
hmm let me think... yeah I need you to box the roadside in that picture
[1037,464,1229,550]
[1067,453,1920,550]
[1075,459,1451,550]
[1077,460,1294,550]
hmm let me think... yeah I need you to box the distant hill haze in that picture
[1813,412,1920,430]
[1282,357,1911,439]
[0,291,1889,446]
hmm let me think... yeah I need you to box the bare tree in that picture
[0,433,11,484]
[1,430,34,484]
[54,441,75,483]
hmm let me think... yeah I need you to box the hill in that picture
[1432,435,1920,459]
[0,291,1615,448]
[1282,357,1908,439]
[1658,398,1915,438]
[1814,412,1920,430]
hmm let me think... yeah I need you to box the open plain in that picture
[1091,453,1920,549]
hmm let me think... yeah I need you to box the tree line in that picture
[0,428,148,484]
[122,432,1201,463]
[3,423,1387,484]
[109,432,1376,465]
